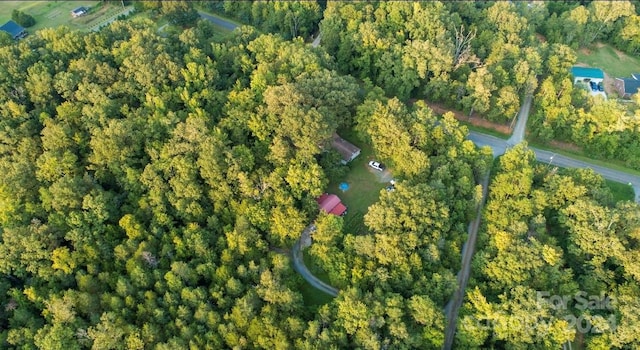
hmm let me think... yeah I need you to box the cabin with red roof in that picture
[316,193,347,216]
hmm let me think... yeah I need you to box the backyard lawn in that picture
[300,131,388,307]
[576,43,640,78]
[327,130,388,235]
[0,1,131,32]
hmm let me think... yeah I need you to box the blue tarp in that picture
[571,66,604,80]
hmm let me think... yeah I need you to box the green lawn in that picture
[299,130,387,306]
[576,43,640,78]
[327,131,387,235]
[299,252,334,307]
[0,1,133,32]
[605,179,636,203]
[459,122,510,140]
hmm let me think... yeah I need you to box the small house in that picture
[571,66,604,85]
[316,193,347,216]
[331,133,361,165]
[0,20,27,40]
[71,7,88,18]
[614,76,640,99]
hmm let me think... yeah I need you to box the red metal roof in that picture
[329,202,347,216]
[316,193,346,216]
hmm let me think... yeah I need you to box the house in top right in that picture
[613,73,640,99]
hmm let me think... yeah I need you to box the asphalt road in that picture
[507,94,533,145]
[311,33,321,47]
[292,225,339,297]
[443,171,490,350]
[198,11,239,31]
[469,132,640,203]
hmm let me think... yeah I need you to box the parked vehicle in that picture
[368,161,384,171]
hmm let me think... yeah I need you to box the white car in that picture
[368,161,385,171]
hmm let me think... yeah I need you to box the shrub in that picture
[12,10,36,28]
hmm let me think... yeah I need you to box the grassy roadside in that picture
[604,179,635,203]
[194,7,245,27]
[194,7,253,41]
[459,122,510,140]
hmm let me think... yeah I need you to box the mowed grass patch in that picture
[327,130,387,235]
[299,252,334,307]
[0,1,109,32]
[605,179,635,203]
[299,280,333,308]
[577,43,640,78]
[459,121,510,140]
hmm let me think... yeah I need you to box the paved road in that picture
[292,225,339,297]
[198,11,239,31]
[469,132,640,202]
[311,33,322,47]
[91,6,135,32]
[507,94,533,145]
[443,171,490,350]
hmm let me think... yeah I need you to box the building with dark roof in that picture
[331,133,361,165]
[317,193,347,216]
[71,7,88,18]
[614,77,640,99]
[0,20,26,40]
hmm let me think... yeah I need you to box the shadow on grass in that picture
[605,179,635,203]
[299,251,334,308]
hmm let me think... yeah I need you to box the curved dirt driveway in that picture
[291,225,339,297]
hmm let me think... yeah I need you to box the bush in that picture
[12,10,36,28]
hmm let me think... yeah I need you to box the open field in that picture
[327,130,387,235]
[577,43,640,78]
[0,1,131,32]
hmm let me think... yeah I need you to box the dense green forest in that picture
[458,145,640,349]
[0,13,490,349]
[316,1,640,169]
[1,1,640,349]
